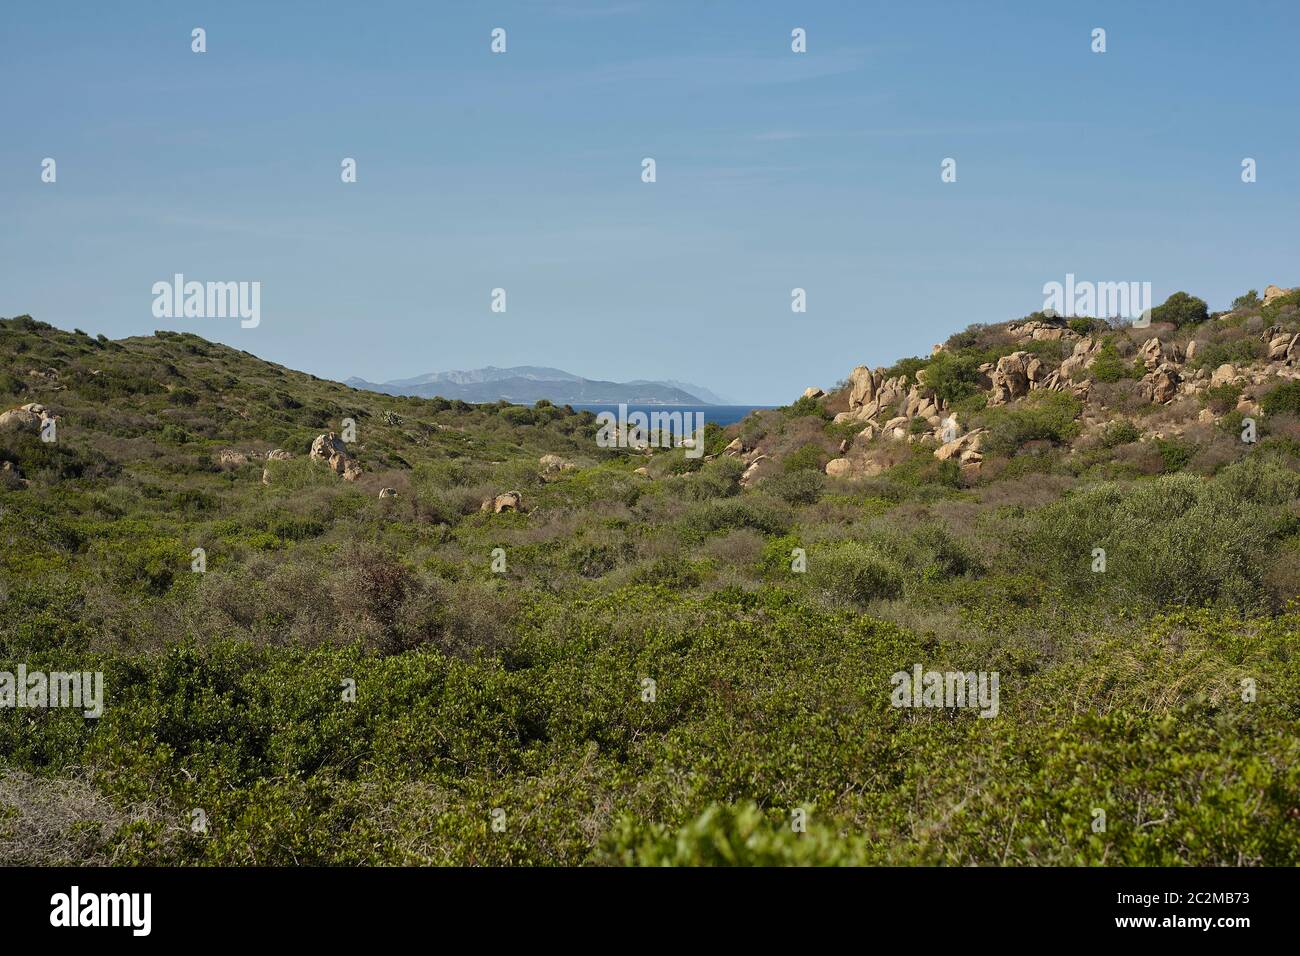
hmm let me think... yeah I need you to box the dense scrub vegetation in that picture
[1,314,1298,865]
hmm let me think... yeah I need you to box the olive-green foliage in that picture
[1089,339,1143,383]
[1154,437,1196,473]
[1015,472,1293,612]
[4,597,1297,865]
[807,541,905,605]
[1261,289,1300,321]
[921,351,983,406]
[1204,382,1243,414]
[1151,291,1209,328]
[601,803,872,865]
[980,391,1082,455]
[1099,420,1140,448]
[1262,380,1300,417]
[880,356,928,386]
[762,469,824,505]
[688,495,794,537]
[783,396,829,419]
[1187,336,1264,371]
[1232,290,1260,310]
[783,442,827,473]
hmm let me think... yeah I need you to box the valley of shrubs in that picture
[1,289,1298,865]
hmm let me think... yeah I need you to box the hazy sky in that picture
[3,0,1297,403]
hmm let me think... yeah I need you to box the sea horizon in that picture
[569,403,777,427]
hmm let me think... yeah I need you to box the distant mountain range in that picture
[344,366,731,405]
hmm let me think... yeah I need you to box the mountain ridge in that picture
[346,365,719,405]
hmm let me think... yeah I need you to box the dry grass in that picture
[0,769,175,865]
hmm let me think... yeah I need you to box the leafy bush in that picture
[807,541,905,604]
[1089,340,1143,383]
[690,496,794,537]
[921,351,983,406]
[1204,383,1243,414]
[1154,438,1195,473]
[1261,289,1300,321]
[1187,336,1264,371]
[783,443,827,473]
[761,469,825,505]
[880,356,928,386]
[981,392,1082,456]
[1150,291,1209,328]
[601,803,869,866]
[783,396,829,419]
[1016,474,1287,611]
[1262,381,1300,418]
[1099,420,1140,448]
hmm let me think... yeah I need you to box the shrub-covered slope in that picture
[1,301,1298,866]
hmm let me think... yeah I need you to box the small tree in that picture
[1232,289,1260,311]
[1150,291,1208,328]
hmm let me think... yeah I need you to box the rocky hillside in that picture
[725,284,1300,486]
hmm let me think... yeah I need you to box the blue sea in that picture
[570,404,776,427]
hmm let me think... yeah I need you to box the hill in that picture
[2,288,1299,867]
[346,365,711,405]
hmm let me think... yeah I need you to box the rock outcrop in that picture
[481,491,524,514]
[310,432,362,481]
[1139,364,1181,404]
[781,281,1300,478]
[989,352,1032,405]
[934,428,987,465]
[538,454,575,480]
[0,403,56,433]
[1263,284,1293,306]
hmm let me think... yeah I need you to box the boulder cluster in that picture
[808,290,1300,480]
[310,432,362,481]
[538,454,575,481]
[721,436,770,487]
[0,402,57,434]
[480,491,524,514]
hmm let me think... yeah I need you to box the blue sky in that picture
[2,0,1297,404]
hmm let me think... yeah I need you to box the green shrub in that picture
[807,541,905,605]
[1150,291,1208,328]
[1154,438,1195,473]
[601,803,869,866]
[1089,340,1143,383]
[629,555,704,589]
[565,542,621,578]
[1099,420,1140,448]
[1187,337,1263,371]
[1261,381,1300,418]
[1215,456,1300,504]
[783,443,827,473]
[921,351,983,406]
[981,391,1082,455]
[1261,289,1300,321]
[761,469,824,505]
[1016,474,1285,611]
[783,396,829,420]
[690,496,793,536]
[880,356,928,386]
[1204,383,1243,414]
